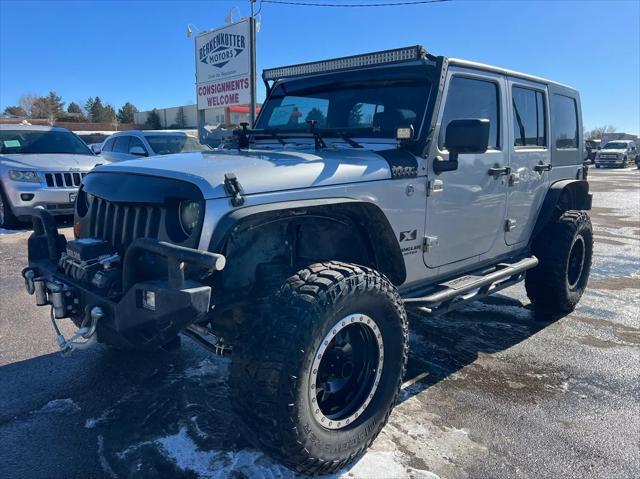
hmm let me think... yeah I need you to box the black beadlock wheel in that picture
[230,261,408,475]
[526,210,593,314]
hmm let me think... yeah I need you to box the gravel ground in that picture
[0,167,638,479]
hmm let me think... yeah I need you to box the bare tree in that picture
[18,94,36,118]
[585,125,617,140]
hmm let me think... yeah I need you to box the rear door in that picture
[505,78,551,245]
[424,68,509,268]
[110,136,133,162]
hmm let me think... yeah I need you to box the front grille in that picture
[88,197,163,253]
[44,172,87,188]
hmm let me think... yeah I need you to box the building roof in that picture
[227,105,262,114]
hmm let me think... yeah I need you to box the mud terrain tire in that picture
[0,187,18,229]
[230,261,408,475]
[526,211,593,313]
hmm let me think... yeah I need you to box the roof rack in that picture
[262,45,428,84]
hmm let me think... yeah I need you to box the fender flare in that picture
[531,179,592,240]
[208,198,407,285]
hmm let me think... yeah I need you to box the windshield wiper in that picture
[334,134,362,149]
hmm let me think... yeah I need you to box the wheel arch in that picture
[208,198,406,290]
[531,179,592,241]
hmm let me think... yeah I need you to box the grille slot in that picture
[88,197,162,253]
[44,172,87,188]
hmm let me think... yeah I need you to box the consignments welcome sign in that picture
[195,19,251,110]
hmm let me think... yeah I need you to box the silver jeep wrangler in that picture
[22,46,592,474]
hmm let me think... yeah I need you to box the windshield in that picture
[0,129,92,155]
[602,142,628,149]
[256,70,431,139]
[145,135,210,155]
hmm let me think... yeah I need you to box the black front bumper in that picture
[23,208,226,350]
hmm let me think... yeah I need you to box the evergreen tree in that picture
[145,109,162,129]
[46,91,64,117]
[85,97,96,121]
[175,106,187,128]
[3,105,27,117]
[67,102,82,114]
[117,102,138,124]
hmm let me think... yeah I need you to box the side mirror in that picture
[434,118,490,174]
[90,144,101,155]
[129,146,147,157]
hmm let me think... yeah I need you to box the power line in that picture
[261,0,450,7]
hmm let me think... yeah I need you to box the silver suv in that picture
[98,130,210,162]
[21,46,593,474]
[0,125,104,228]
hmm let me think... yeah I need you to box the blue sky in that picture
[0,0,638,133]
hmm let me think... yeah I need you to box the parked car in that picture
[594,140,638,168]
[584,139,600,163]
[98,130,210,162]
[0,125,105,228]
[22,45,593,474]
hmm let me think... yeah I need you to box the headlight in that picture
[8,170,40,183]
[179,200,201,236]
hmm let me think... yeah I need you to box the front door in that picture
[424,68,509,268]
[505,78,551,245]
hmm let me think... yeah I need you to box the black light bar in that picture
[262,45,428,82]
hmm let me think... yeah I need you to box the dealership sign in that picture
[195,19,251,110]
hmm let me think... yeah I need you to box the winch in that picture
[58,238,122,297]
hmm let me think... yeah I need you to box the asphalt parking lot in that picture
[0,167,638,479]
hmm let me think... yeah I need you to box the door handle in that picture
[488,166,511,177]
[534,162,552,173]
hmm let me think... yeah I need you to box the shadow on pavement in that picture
[0,294,564,478]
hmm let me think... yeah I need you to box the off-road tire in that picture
[0,187,18,229]
[230,261,408,475]
[526,210,593,313]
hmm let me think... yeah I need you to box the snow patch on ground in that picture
[34,398,80,415]
[155,426,294,479]
[344,451,440,479]
[151,425,440,479]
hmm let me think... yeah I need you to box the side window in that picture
[512,86,546,147]
[113,136,130,153]
[552,94,578,149]
[128,136,147,154]
[439,76,500,150]
[102,138,115,152]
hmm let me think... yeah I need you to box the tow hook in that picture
[50,305,104,356]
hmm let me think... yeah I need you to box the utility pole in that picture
[249,0,257,126]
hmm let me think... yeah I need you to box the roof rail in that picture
[262,45,428,84]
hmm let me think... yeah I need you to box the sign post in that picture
[194,17,253,140]
[249,0,257,126]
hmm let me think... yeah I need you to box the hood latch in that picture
[224,173,245,207]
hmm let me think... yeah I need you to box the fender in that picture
[209,198,406,285]
[531,179,592,240]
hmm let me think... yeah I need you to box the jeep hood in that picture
[95,148,393,199]
[0,153,106,171]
